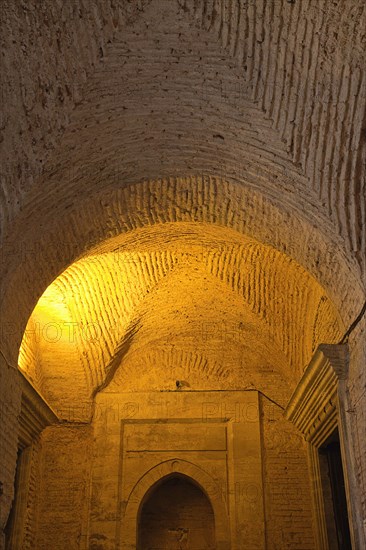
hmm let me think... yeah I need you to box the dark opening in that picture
[4,449,22,549]
[318,429,352,550]
[138,474,216,550]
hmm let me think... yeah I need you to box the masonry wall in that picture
[1,3,365,546]
[0,361,21,548]
[261,397,316,549]
[89,390,265,549]
[35,425,93,550]
[14,441,42,550]
[346,319,366,545]
[18,390,316,549]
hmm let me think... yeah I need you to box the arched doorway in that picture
[138,474,216,550]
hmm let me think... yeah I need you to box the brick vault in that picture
[0,1,365,549]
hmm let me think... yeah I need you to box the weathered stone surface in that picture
[0,0,365,548]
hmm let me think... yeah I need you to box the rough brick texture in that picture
[35,425,92,550]
[0,0,365,547]
[261,397,315,549]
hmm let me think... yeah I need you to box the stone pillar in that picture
[285,343,364,549]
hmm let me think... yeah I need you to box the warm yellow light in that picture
[17,223,342,415]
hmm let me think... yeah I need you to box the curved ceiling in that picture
[3,0,364,253]
[2,176,362,367]
[1,0,365,386]
[179,0,366,267]
[19,223,342,420]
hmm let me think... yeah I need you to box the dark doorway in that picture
[4,448,23,549]
[318,429,352,549]
[138,475,216,549]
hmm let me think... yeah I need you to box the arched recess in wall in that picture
[1,1,364,545]
[3,177,362,374]
[120,459,230,550]
[15,203,346,421]
[7,178,362,550]
[138,475,215,549]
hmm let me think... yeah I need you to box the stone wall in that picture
[20,390,315,549]
[0,0,365,547]
[346,317,366,545]
[6,385,360,547]
[0,360,21,547]
[35,425,92,550]
[261,397,315,549]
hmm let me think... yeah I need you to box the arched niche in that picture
[120,459,231,550]
[138,474,215,550]
[2,177,361,366]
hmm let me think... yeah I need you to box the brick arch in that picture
[1,177,361,365]
[15,215,343,415]
[121,458,230,549]
[0,1,365,544]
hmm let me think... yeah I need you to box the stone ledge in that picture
[18,371,59,449]
[284,344,349,446]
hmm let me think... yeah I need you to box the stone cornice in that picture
[18,371,58,449]
[284,344,349,446]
